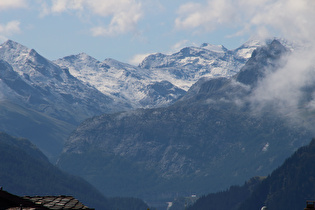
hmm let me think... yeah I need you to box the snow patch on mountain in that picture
[200,43,227,53]
[54,54,184,108]
[139,39,267,91]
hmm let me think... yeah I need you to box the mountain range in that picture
[1,38,314,210]
[0,39,261,160]
[53,39,260,108]
[56,40,315,208]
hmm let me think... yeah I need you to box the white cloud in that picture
[0,0,28,10]
[250,47,315,115]
[128,39,198,66]
[129,53,152,65]
[175,0,315,44]
[43,0,143,36]
[0,21,21,42]
[0,0,25,41]
[91,3,142,36]
[242,0,315,118]
[175,0,237,32]
[171,40,197,52]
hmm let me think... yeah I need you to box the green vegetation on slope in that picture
[239,138,315,210]
[184,177,263,210]
[186,138,315,210]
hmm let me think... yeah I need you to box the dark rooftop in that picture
[0,188,94,210]
[23,196,93,210]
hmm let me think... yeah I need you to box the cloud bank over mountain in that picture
[250,48,315,116]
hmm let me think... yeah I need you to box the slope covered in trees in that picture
[239,138,315,210]
[182,177,263,210]
[187,138,315,210]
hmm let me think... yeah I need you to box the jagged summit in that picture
[138,39,264,91]
[0,39,38,58]
[61,52,98,63]
[1,39,27,49]
[238,39,265,48]
[235,39,288,86]
[0,40,33,65]
[200,43,228,53]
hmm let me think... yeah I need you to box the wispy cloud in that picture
[129,53,152,66]
[41,0,143,36]
[0,21,21,42]
[128,39,198,66]
[245,0,315,117]
[175,0,238,33]
[170,40,197,53]
[0,0,28,10]
[250,49,314,109]
[0,0,26,42]
[175,0,315,43]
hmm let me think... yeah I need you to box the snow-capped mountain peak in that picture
[200,43,227,53]
[0,40,33,65]
[138,39,267,90]
[1,39,28,51]
[233,39,267,59]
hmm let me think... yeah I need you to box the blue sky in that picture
[0,0,314,65]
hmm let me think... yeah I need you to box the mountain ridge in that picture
[53,38,264,109]
[53,52,185,109]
